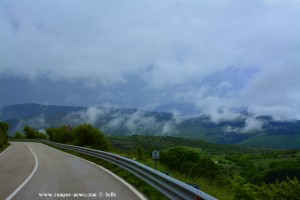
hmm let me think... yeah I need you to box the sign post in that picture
[66,124,72,132]
[152,150,160,170]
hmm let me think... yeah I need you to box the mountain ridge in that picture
[1,103,299,149]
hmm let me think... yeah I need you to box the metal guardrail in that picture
[11,139,218,200]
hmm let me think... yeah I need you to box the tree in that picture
[23,126,36,139]
[72,124,110,151]
[15,131,25,139]
[46,126,73,143]
[23,126,46,139]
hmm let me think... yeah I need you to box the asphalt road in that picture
[0,142,147,200]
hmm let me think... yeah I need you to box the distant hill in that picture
[1,103,299,149]
[0,103,85,120]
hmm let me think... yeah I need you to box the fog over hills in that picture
[1,103,299,149]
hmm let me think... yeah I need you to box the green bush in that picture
[232,175,300,200]
[232,175,257,200]
[160,147,222,179]
[257,177,300,200]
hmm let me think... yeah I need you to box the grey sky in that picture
[1,0,300,119]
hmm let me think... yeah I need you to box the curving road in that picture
[0,142,147,200]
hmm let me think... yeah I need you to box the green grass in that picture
[211,155,227,161]
[252,157,297,170]
[178,146,204,154]
[140,158,233,200]
[238,134,300,149]
[296,151,300,157]
[109,135,259,155]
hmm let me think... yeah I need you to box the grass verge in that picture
[0,143,10,153]
[141,158,233,200]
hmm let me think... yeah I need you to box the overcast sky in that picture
[1,0,300,120]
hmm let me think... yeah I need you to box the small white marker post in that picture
[152,150,160,170]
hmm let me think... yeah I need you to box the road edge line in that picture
[5,144,39,200]
[45,144,148,200]
[0,144,11,156]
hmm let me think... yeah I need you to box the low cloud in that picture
[106,109,183,135]
[223,117,265,134]
[63,106,183,135]
[63,105,115,126]
[11,114,49,133]
[123,111,157,133]
[242,117,264,132]
[224,126,241,133]
[27,114,48,127]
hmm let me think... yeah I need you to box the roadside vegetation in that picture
[12,124,110,151]
[108,135,300,200]
[46,124,110,151]
[10,124,300,199]
[0,121,10,152]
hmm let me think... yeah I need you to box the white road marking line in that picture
[88,159,149,200]
[46,144,148,200]
[5,144,39,200]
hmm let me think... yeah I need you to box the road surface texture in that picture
[0,142,147,200]
[0,143,35,200]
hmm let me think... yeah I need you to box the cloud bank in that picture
[1,0,299,120]
[63,106,182,135]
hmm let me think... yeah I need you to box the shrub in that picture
[160,147,221,179]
